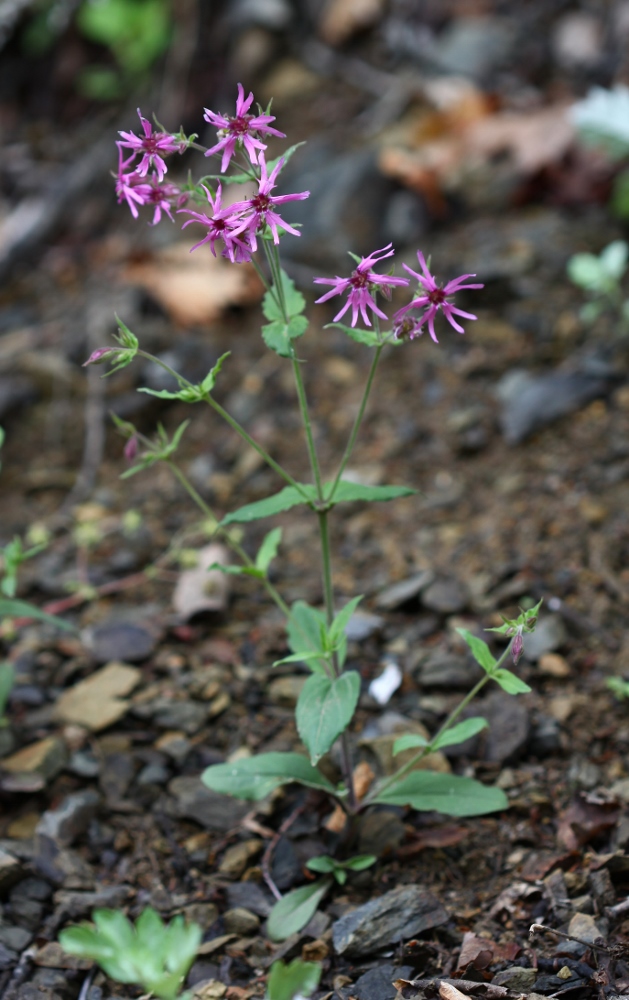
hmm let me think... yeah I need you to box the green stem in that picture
[328,343,383,503]
[362,641,515,807]
[165,460,290,618]
[289,347,323,500]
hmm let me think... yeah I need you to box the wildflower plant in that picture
[87,85,538,889]
[567,239,629,330]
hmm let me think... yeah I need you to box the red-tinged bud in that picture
[511,629,524,666]
[124,436,139,462]
[83,347,114,366]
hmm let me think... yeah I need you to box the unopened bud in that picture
[511,630,524,666]
[83,347,114,366]
[124,436,139,462]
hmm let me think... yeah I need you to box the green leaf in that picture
[296,671,360,765]
[0,599,74,630]
[267,958,322,1000]
[392,733,429,756]
[262,316,309,357]
[0,662,14,717]
[327,323,381,347]
[330,595,363,643]
[221,485,316,525]
[255,527,282,574]
[305,855,336,874]
[567,253,605,291]
[267,881,330,942]
[201,352,230,393]
[373,771,508,816]
[201,751,335,801]
[431,717,488,750]
[263,270,306,321]
[456,628,496,673]
[137,386,203,402]
[286,600,328,675]
[600,240,628,280]
[328,481,417,503]
[612,168,629,220]
[492,669,531,695]
[77,0,171,75]
[343,854,377,871]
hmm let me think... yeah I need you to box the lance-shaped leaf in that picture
[327,323,381,347]
[201,751,335,800]
[456,628,496,673]
[372,771,508,816]
[255,527,282,574]
[0,599,74,631]
[267,958,321,1000]
[296,671,361,765]
[267,880,331,942]
[328,481,417,503]
[221,484,316,525]
[492,669,531,695]
[200,352,230,393]
[285,600,328,675]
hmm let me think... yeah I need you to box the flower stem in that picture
[328,343,383,503]
[362,641,515,807]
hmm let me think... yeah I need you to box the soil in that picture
[2,3,629,1000]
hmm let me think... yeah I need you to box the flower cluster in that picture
[116,110,188,225]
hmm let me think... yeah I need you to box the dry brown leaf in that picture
[124,243,263,327]
[439,982,473,1000]
[324,802,348,834]
[353,759,376,801]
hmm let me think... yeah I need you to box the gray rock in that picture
[226,881,273,918]
[357,810,405,857]
[0,925,32,951]
[345,610,385,642]
[353,965,414,1000]
[431,17,515,80]
[493,968,537,990]
[522,615,567,661]
[0,941,17,969]
[332,884,448,957]
[529,715,562,757]
[0,848,23,891]
[36,790,100,848]
[53,885,130,918]
[271,836,301,892]
[497,367,618,445]
[481,691,530,764]
[418,651,481,689]
[223,907,260,935]
[136,763,170,786]
[99,753,138,803]
[153,701,208,734]
[67,750,100,778]
[88,620,157,664]
[421,578,468,614]
[168,776,250,832]
[376,572,434,609]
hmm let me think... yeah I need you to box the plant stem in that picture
[166,460,290,617]
[362,641,515,806]
[328,343,383,503]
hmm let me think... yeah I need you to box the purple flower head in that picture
[114,146,152,218]
[179,183,252,263]
[392,315,425,341]
[204,83,285,172]
[394,251,484,344]
[142,178,184,225]
[314,244,409,328]
[118,109,181,182]
[228,155,309,250]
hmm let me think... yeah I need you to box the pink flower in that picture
[114,147,152,218]
[118,109,181,182]
[179,183,252,262]
[314,244,409,328]
[228,155,309,250]
[394,251,483,343]
[143,178,185,225]
[204,83,285,172]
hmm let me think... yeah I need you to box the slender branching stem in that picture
[328,343,383,503]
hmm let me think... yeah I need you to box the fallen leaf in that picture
[397,824,469,858]
[440,984,473,1000]
[124,243,263,327]
[52,662,141,731]
[556,794,619,850]
[354,760,376,800]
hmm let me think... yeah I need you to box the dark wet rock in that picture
[67,750,100,778]
[36,790,100,848]
[137,762,170,785]
[87,620,157,664]
[168,776,250,832]
[417,651,482,689]
[99,752,139,803]
[332,884,448,957]
[493,968,537,990]
[357,810,405,857]
[345,610,385,642]
[522,615,567,661]
[271,836,301,892]
[353,964,414,1000]
[376,572,434,610]
[481,691,530,764]
[223,907,260,935]
[152,700,208,734]
[226,881,273,917]
[497,364,620,445]
[422,578,469,614]
[528,715,562,757]
[0,924,32,951]
[53,885,131,918]
[16,982,65,1000]
[0,848,23,891]
[33,840,95,889]
[589,868,615,908]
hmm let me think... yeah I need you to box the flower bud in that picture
[124,436,139,462]
[83,347,114,366]
[511,629,524,666]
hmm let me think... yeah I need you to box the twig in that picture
[261,802,305,902]
[529,923,614,955]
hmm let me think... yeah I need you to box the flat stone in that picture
[345,610,385,642]
[53,885,130,918]
[53,662,141,731]
[422,578,469,614]
[418,651,481,689]
[1,737,67,782]
[223,907,260,935]
[0,849,23,891]
[218,839,262,878]
[153,700,208,734]
[567,911,604,944]
[88,621,157,664]
[493,968,537,990]
[481,691,530,764]
[332,884,448,957]
[0,942,17,969]
[353,965,414,1000]
[268,676,306,707]
[168,776,250,832]
[225,881,273,917]
[0,925,32,951]
[35,790,100,848]
[376,572,434,610]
